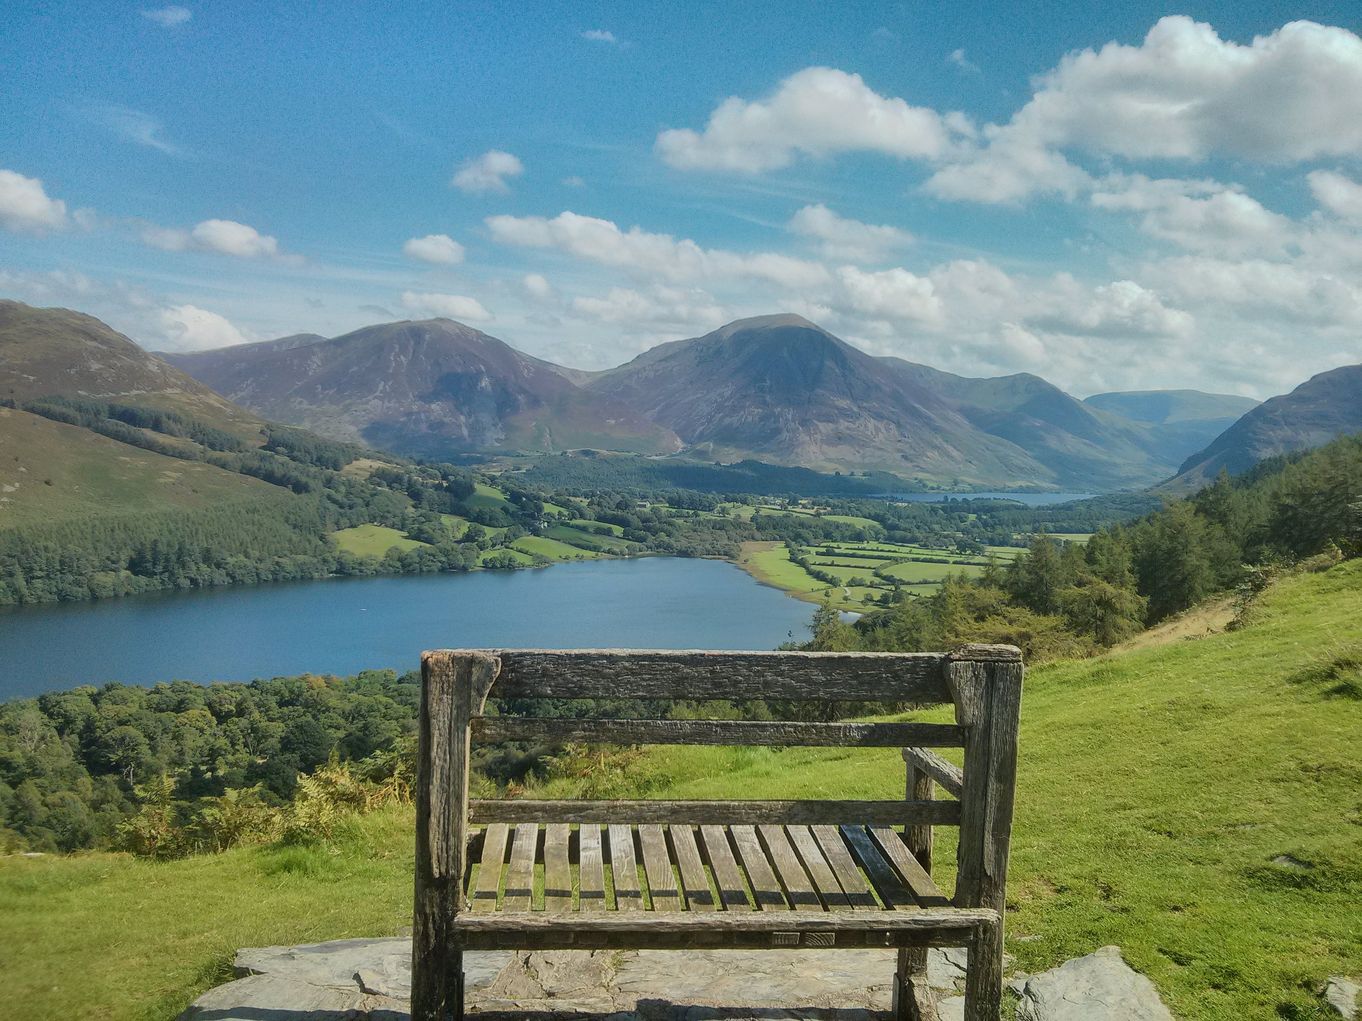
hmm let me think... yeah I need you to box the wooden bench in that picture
[411,645,1023,1021]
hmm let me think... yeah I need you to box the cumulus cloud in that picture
[403,233,465,265]
[655,67,966,172]
[834,266,942,326]
[1025,277,1194,340]
[788,204,912,261]
[451,150,524,194]
[142,218,284,259]
[570,285,726,330]
[0,169,69,232]
[400,291,493,322]
[1091,175,1297,256]
[141,6,190,27]
[522,273,554,300]
[158,304,250,351]
[487,210,829,288]
[581,29,617,44]
[1309,170,1362,224]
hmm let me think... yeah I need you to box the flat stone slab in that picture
[1326,976,1359,1019]
[181,936,1168,1021]
[1009,945,1173,1021]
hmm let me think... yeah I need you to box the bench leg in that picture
[893,947,935,1020]
[963,922,1004,1021]
[451,949,465,1020]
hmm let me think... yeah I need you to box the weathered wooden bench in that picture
[412,645,1022,1021]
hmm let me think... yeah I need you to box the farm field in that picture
[330,523,427,557]
[738,538,1008,612]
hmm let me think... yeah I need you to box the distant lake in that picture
[877,491,1095,506]
[0,558,814,701]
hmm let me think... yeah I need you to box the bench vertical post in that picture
[948,645,1023,1021]
[412,651,499,1021]
[893,757,938,1020]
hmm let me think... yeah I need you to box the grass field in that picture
[465,482,511,511]
[330,523,427,557]
[2,562,1357,1019]
[512,535,603,561]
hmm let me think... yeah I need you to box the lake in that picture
[0,558,815,700]
[877,491,1096,506]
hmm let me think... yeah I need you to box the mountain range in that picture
[166,312,1263,489]
[4,299,1356,493]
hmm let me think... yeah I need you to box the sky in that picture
[2,1,1362,398]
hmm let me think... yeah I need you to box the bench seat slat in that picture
[543,824,573,912]
[638,825,680,911]
[812,825,880,909]
[608,824,643,911]
[785,824,852,911]
[757,825,823,910]
[700,825,752,911]
[841,825,915,909]
[730,824,788,911]
[502,823,537,912]
[869,826,950,908]
[577,824,605,913]
[471,823,509,913]
[669,825,717,911]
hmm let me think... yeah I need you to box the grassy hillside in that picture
[0,407,277,525]
[1,561,1358,1019]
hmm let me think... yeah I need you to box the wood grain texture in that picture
[638,825,680,911]
[871,827,949,908]
[474,717,963,748]
[700,825,752,911]
[757,825,823,910]
[841,825,915,909]
[608,824,643,911]
[411,650,499,1021]
[469,799,961,826]
[462,649,952,701]
[902,748,964,800]
[502,822,537,912]
[543,824,572,912]
[670,825,718,911]
[730,824,788,911]
[786,824,851,911]
[578,824,605,913]
[811,825,879,909]
[470,823,508,914]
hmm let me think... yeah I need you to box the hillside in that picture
[1174,364,1362,484]
[0,300,259,437]
[1083,388,1260,468]
[1,561,1358,1019]
[587,314,1060,485]
[164,319,681,458]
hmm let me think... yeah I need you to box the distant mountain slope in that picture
[1084,389,1260,468]
[0,300,258,435]
[1173,364,1362,483]
[586,314,1055,485]
[165,319,680,458]
[882,361,1179,489]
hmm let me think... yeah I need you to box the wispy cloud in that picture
[85,104,187,157]
[947,48,980,74]
[141,6,191,28]
[451,150,523,194]
[580,29,618,44]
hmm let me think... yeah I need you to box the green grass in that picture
[330,523,427,557]
[4,564,1358,1019]
[878,560,986,583]
[545,524,638,553]
[569,518,624,536]
[477,546,536,566]
[511,535,603,561]
[464,482,511,511]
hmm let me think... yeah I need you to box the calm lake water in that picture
[0,558,815,700]
[878,491,1095,506]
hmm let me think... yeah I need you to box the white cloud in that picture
[157,304,249,351]
[1091,175,1297,256]
[788,204,912,261]
[400,291,493,322]
[403,233,465,265]
[0,169,68,232]
[581,29,617,44]
[570,285,728,332]
[562,176,586,188]
[141,6,190,27]
[1025,277,1194,340]
[487,210,829,289]
[450,150,524,194]
[655,67,965,173]
[1309,170,1362,224]
[947,48,980,74]
[143,218,284,259]
[833,266,942,326]
[924,136,1089,204]
[522,273,554,300]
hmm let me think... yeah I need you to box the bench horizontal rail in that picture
[902,747,965,800]
[473,717,965,748]
[460,649,954,701]
[449,908,995,951]
[468,799,962,826]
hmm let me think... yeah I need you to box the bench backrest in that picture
[413,645,1021,922]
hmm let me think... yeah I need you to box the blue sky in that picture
[3,2,1361,396]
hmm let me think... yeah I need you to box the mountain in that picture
[584,314,1061,485]
[164,318,680,458]
[1172,364,1362,483]
[1083,389,1259,467]
[0,300,258,434]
